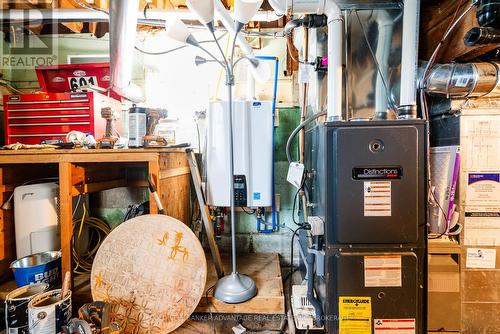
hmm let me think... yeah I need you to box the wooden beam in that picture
[71,178,128,196]
[159,166,190,180]
[59,162,74,281]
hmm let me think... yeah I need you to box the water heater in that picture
[206,100,273,208]
[14,183,60,258]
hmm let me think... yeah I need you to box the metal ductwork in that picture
[109,0,143,102]
[425,62,500,98]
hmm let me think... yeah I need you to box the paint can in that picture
[5,283,49,334]
[27,289,71,334]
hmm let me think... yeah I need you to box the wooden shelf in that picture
[0,148,190,282]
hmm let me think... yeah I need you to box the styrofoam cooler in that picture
[14,183,60,259]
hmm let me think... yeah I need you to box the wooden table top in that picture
[0,148,187,163]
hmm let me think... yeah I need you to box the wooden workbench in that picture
[0,148,190,280]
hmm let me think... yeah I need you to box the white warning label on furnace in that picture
[364,256,402,287]
[374,319,416,334]
[364,181,392,216]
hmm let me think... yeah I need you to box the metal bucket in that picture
[10,251,61,288]
[27,289,71,334]
[4,283,49,334]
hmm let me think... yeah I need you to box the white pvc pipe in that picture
[266,0,343,120]
[325,0,343,120]
[399,0,419,110]
[0,8,281,23]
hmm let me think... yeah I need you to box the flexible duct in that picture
[464,26,500,45]
[109,0,143,102]
[425,62,500,98]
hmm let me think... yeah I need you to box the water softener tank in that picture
[14,183,60,259]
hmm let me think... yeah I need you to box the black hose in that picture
[285,111,327,163]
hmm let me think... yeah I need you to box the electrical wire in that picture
[288,224,311,331]
[72,201,111,274]
[428,187,451,239]
[241,206,256,215]
[286,111,327,163]
[134,31,229,56]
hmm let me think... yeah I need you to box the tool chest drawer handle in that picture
[9,122,90,127]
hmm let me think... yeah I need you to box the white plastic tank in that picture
[14,183,60,259]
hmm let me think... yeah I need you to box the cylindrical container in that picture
[5,283,49,334]
[14,182,59,259]
[128,106,146,147]
[28,289,71,334]
[10,251,61,288]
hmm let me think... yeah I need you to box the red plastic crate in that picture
[4,92,122,145]
[35,63,111,93]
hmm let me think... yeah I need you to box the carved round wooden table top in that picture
[91,214,207,334]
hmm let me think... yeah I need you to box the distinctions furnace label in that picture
[364,255,402,287]
[339,297,372,334]
[364,181,392,216]
[374,319,416,334]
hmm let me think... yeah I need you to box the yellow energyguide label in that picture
[339,296,372,334]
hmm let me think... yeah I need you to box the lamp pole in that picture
[165,3,261,303]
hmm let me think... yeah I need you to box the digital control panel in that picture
[233,175,247,207]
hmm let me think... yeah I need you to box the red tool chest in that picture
[4,92,122,145]
[36,63,111,93]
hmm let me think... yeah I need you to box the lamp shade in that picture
[234,0,263,25]
[165,18,192,44]
[186,0,214,26]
